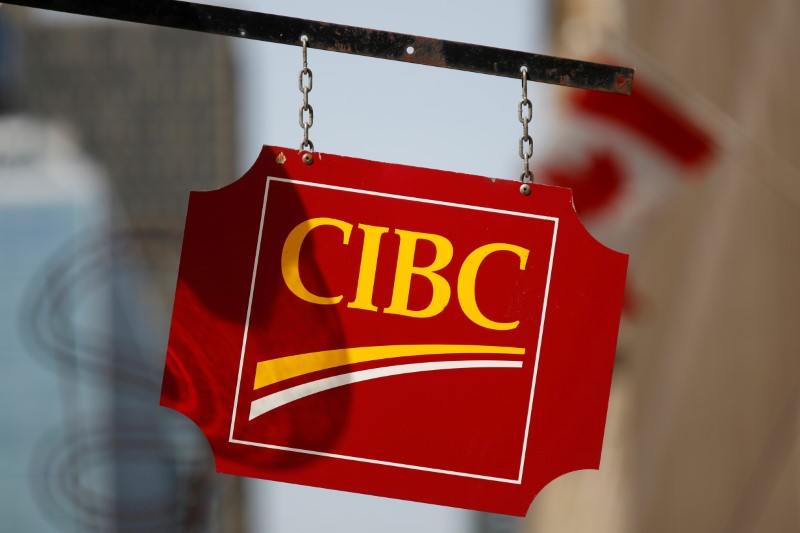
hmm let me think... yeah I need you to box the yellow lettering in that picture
[281,217,352,305]
[347,223,390,312]
[457,243,530,330]
[384,229,453,318]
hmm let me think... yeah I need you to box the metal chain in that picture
[518,67,533,195]
[299,35,314,152]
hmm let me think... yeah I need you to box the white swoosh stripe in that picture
[248,359,523,421]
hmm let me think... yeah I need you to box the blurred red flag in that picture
[541,73,715,253]
[539,69,715,315]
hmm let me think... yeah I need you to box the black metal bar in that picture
[2,0,634,94]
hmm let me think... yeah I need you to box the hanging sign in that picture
[161,146,628,516]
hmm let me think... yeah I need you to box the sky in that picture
[218,0,553,180]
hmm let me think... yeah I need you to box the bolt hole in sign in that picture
[161,146,627,516]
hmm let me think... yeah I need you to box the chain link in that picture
[518,67,533,184]
[299,35,314,152]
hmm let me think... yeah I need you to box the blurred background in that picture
[0,0,798,532]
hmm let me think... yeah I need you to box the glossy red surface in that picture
[161,146,628,516]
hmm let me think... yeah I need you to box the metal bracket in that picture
[2,0,634,94]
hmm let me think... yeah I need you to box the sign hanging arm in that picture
[2,0,633,95]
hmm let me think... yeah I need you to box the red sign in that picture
[161,146,627,516]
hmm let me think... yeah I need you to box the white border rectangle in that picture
[229,177,559,484]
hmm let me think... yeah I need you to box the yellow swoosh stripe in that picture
[253,344,525,391]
